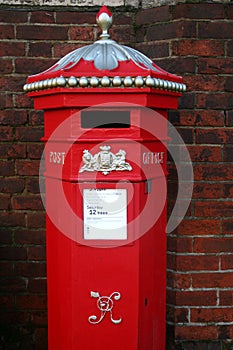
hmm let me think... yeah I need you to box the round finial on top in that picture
[96,6,113,40]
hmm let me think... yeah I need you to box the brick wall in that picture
[0,2,233,349]
[135,2,233,349]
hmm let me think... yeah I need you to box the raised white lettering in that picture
[142,152,164,165]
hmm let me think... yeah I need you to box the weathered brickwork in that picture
[0,1,233,349]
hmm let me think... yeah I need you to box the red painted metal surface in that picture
[41,105,168,349]
[25,6,184,349]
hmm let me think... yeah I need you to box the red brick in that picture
[16,160,40,176]
[134,42,169,59]
[15,94,32,109]
[225,76,233,92]
[28,278,47,294]
[112,13,134,25]
[35,327,48,350]
[160,57,196,75]
[167,305,189,323]
[28,246,46,261]
[0,311,28,324]
[176,255,219,272]
[0,160,15,176]
[167,253,176,270]
[28,42,53,58]
[56,11,96,24]
[192,272,233,288]
[184,75,225,93]
[0,295,14,308]
[30,311,47,326]
[198,93,233,110]
[0,178,25,193]
[223,184,233,198]
[218,325,233,340]
[0,42,25,57]
[15,127,43,142]
[219,290,233,306]
[0,76,24,93]
[69,26,94,41]
[175,290,217,306]
[0,262,14,276]
[110,26,135,44]
[179,93,195,109]
[193,183,222,199]
[53,43,82,58]
[0,144,26,159]
[221,255,233,270]
[0,230,13,244]
[199,21,233,39]
[191,308,233,323]
[0,246,27,260]
[14,229,45,245]
[196,128,233,144]
[195,164,233,181]
[167,237,193,253]
[28,110,44,126]
[167,272,191,290]
[222,219,233,234]
[0,194,11,210]
[0,24,14,39]
[0,10,28,23]
[147,21,196,41]
[26,178,40,193]
[14,262,46,277]
[188,145,222,162]
[16,25,68,40]
[194,201,233,218]
[0,212,25,227]
[175,324,218,341]
[0,110,27,125]
[176,219,220,236]
[176,127,194,144]
[226,4,233,19]
[172,3,225,19]
[227,40,233,56]
[172,40,224,57]
[27,144,44,159]
[199,58,233,74]
[27,213,46,229]
[0,278,27,293]
[0,59,13,74]
[0,93,13,109]
[15,58,53,75]
[16,295,47,310]
[136,6,171,25]
[30,11,55,24]
[194,237,233,253]
[12,195,43,210]
[224,146,233,162]
[0,126,13,141]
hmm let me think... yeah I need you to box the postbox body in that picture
[25,7,185,350]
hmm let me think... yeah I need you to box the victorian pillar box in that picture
[24,6,185,350]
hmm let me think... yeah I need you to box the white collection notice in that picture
[83,189,127,240]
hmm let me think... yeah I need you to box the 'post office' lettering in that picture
[49,151,66,165]
[142,152,164,165]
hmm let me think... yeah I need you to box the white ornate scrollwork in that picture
[79,145,132,175]
[88,291,122,325]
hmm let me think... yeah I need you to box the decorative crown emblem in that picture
[79,145,132,175]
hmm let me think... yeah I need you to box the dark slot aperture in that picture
[81,111,130,129]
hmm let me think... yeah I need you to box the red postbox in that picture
[24,6,185,350]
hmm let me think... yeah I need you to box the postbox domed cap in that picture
[24,6,186,93]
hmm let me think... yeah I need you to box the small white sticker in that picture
[83,189,127,240]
